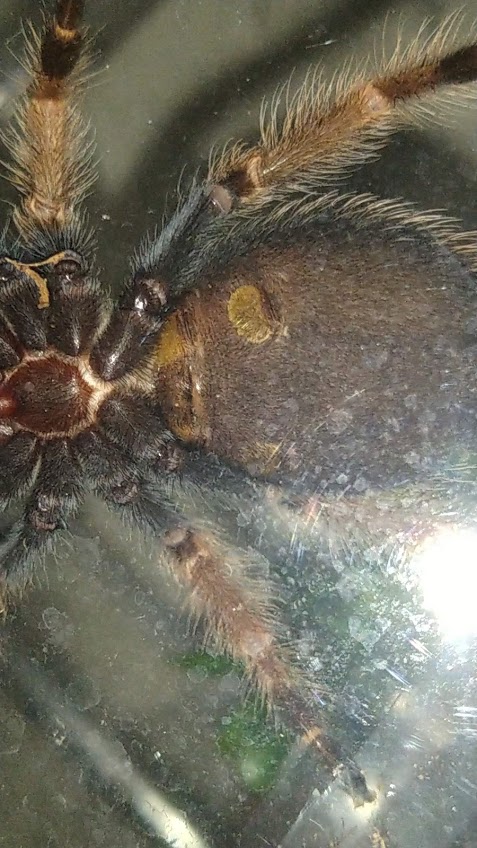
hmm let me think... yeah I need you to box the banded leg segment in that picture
[209,22,477,203]
[164,527,374,804]
[6,0,93,243]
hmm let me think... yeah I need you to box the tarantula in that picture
[1,0,477,808]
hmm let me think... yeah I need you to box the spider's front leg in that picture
[6,0,92,245]
[0,0,102,612]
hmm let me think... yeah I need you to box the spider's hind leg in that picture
[88,436,374,804]
[162,524,374,805]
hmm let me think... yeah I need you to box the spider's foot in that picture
[339,760,377,807]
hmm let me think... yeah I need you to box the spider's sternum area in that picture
[0,350,113,438]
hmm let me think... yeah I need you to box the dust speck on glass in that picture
[0,1,477,848]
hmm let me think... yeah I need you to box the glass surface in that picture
[0,1,477,847]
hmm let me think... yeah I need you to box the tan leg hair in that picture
[163,526,374,803]
[5,0,93,241]
[209,15,477,203]
[164,527,298,701]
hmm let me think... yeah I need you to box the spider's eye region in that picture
[108,478,140,505]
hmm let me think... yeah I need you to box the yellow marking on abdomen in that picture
[227,284,276,344]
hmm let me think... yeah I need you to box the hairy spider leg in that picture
[162,526,374,804]
[0,0,103,605]
[84,428,374,805]
[0,440,85,609]
[6,0,93,244]
[209,19,477,203]
[130,21,477,306]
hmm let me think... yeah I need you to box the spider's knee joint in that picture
[163,528,207,575]
[29,501,66,533]
[125,271,169,316]
[37,250,85,280]
[208,184,235,216]
[360,83,391,116]
[28,489,69,532]
[164,526,193,550]
[152,442,185,475]
[108,479,140,505]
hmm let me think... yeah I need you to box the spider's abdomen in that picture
[155,220,477,489]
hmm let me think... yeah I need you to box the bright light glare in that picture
[412,527,477,643]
